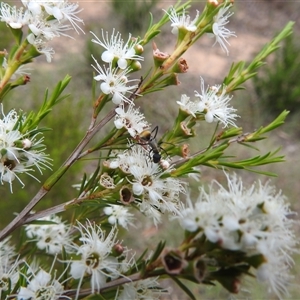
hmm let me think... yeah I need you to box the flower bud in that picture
[134,43,144,55]
[129,60,142,72]
[11,75,30,87]
[160,159,170,170]
[208,0,219,7]
[112,243,125,256]
[22,138,32,149]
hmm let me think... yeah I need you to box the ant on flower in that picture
[137,126,168,164]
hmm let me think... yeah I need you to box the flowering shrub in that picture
[0,0,298,299]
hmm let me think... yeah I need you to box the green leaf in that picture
[148,240,166,265]
[21,75,71,132]
[170,276,196,300]
[223,22,294,92]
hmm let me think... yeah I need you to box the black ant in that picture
[138,126,167,163]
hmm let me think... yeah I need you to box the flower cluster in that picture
[167,4,235,54]
[0,106,52,192]
[177,77,238,127]
[91,29,143,70]
[114,104,150,138]
[25,214,72,254]
[18,268,66,300]
[91,30,144,105]
[109,144,185,225]
[0,238,20,296]
[165,7,199,35]
[69,221,133,298]
[92,57,140,105]
[0,0,84,62]
[179,174,298,297]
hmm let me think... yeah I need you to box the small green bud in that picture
[128,60,142,72]
[11,75,30,88]
[134,43,144,55]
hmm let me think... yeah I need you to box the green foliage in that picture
[37,96,85,207]
[111,0,159,34]
[253,33,300,117]
[0,22,12,49]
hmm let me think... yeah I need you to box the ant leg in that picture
[158,146,169,160]
[151,126,159,140]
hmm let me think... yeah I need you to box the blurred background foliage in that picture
[111,0,159,34]
[1,0,300,298]
[253,34,300,121]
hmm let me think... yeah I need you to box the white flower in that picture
[0,106,52,192]
[211,5,236,55]
[25,215,73,254]
[118,277,169,300]
[195,77,238,127]
[21,0,42,15]
[91,30,143,70]
[21,0,84,34]
[103,204,135,229]
[165,7,199,35]
[256,256,294,298]
[29,18,73,41]
[17,268,67,300]
[0,2,29,28]
[176,77,238,127]
[114,104,150,138]
[0,238,20,296]
[92,58,139,105]
[30,39,55,63]
[0,1,84,62]
[70,221,126,297]
[43,1,84,34]
[176,94,198,117]
[25,17,71,62]
[178,173,298,297]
